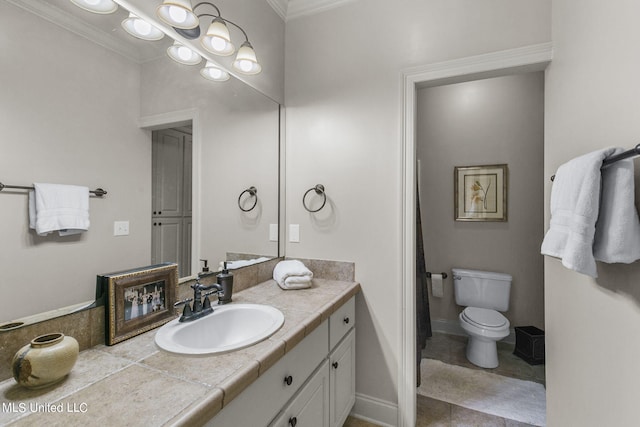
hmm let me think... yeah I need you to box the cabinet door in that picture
[330,329,355,427]
[152,129,185,217]
[151,217,181,266]
[272,361,330,427]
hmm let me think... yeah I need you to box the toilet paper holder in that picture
[426,272,447,279]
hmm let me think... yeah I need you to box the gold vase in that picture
[12,333,79,389]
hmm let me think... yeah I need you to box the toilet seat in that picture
[461,307,508,330]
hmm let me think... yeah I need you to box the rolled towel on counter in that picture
[273,260,313,290]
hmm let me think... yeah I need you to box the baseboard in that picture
[431,319,516,344]
[350,393,398,427]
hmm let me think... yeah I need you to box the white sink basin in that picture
[155,304,284,355]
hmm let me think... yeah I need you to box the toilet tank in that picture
[452,268,512,311]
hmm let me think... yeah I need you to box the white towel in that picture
[541,147,617,277]
[593,149,640,263]
[29,183,90,236]
[273,260,313,290]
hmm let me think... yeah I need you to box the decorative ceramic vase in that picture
[12,333,79,389]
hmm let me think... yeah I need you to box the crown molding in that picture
[288,0,356,20]
[266,0,288,21]
[267,0,356,21]
[6,0,146,63]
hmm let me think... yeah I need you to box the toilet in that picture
[452,268,512,369]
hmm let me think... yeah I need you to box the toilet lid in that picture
[462,307,508,329]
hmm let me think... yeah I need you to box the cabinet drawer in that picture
[208,321,329,427]
[329,296,355,350]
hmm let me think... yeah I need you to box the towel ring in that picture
[303,184,327,213]
[238,186,258,212]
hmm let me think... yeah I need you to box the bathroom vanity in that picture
[210,296,356,427]
[0,276,359,427]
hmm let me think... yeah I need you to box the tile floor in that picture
[343,332,546,427]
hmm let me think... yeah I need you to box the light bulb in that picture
[167,41,201,65]
[178,46,192,61]
[133,19,152,36]
[210,37,227,53]
[200,62,230,81]
[123,13,164,41]
[208,68,222,79]
[239,60,253,73]
[168,6,187,24]
[70,0,117,14]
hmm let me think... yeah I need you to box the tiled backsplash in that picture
[0,257,354,382]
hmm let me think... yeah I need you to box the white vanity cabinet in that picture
[208,296,356,427]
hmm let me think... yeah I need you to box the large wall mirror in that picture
[0,0,281,327]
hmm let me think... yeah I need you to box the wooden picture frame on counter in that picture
[99,263,178,345]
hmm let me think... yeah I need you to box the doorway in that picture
[399,43,553,426]
[415,72,546,425]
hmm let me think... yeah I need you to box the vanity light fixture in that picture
[167,40,202,65]
[69,0,118,14]
[69,0,261,81]
[156,0,262,75]
[121,13,164,41]
[200,61,230,81]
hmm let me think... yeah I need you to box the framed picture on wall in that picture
[454,164,508,222]
[99,263,178,345]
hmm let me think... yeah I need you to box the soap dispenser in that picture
[216,262,233,304]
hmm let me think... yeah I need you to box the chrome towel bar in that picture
[550,143,640,181]
[0,182,107,197]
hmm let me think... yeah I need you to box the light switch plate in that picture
[289,224,300,243]
[114,221,129,236]
[269,224,278,242]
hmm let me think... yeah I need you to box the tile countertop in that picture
[0,279,361,427]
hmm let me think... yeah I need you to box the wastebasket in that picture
[513,326,545,365]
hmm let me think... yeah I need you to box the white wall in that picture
[417,73,545,329]
[0,3,151,321]
[284,0,551,417]
[545,1,640,425]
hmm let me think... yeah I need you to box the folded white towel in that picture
[593,149,640,263]
[29,183,90,236]
[273,260,313,290]
[541,147,617,278]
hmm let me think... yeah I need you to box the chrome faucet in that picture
[174,272,222,322]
